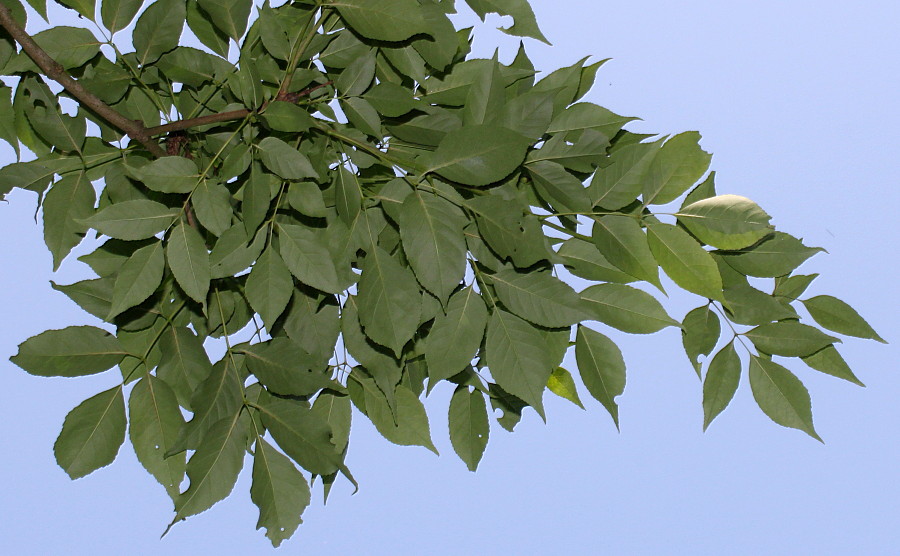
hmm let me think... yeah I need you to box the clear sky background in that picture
[1,1,898,554]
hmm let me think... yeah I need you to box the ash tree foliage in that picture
[0,0,885,547]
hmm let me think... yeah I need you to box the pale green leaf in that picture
[448,386,489,471]
[723,283,797,326]
[102,0,144,33]
[774,273,818,301]
[643,131,712,205]
[589,140,661,210]
[677,194,773,250]
[51,277,114,320]
[310,390,352,454]
[702,341,741,430]
[463,0,550,44]
[11,325,124,377]
[54,385,126,479]
[591,215,662,289]
[681,306,720,377]
[251,438,311,548]
[283,290,341,369]
[749,356,821,441]
[56,0,95,19]
[485,309,552,419]
[335,50,376,97]
[167,222,210,304]
[801,345,865,387]
[547,367,585,409]
[802,295,885,343]
[547,102,635,141]
[129,376,186,499]
[647,222,723,301]
[133,0,185,65]
[575,325,626,429]
[580,283,678,335]
[719,232,824,278]
[745,322,838,357]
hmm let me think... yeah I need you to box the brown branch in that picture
[0,4,166,157]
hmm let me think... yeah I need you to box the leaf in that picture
[241,338,333,397]
[245,247,293,330]
[42,173,95,270]
[425,125,532,186]
[484,309,553,419]
[677,194,773,250]
[263,102,316,133]
[467,195,550,268]
[398,190,468,304]
[448,387,490,471]
[490,269,588,327]
[197,0,252,41]
[156,326,214,412]
[643,131,712,205]
[589,140,661,210]
[130,156,199,194]
[463,0,550,44]
[133,0,185,65]
[547,102,634,140]
[27,26,100,69]
[170,354,242,453]
[745,322,838,357]
[192,179,233,236]
[283,290,341,369]
[547,367,585,409]
[424,286,488,388]
[591,215,662,289]
[52,277,114,320]
[258,394,342,476]
[774,273,819,300]
[102,0,144,33]
[580,283,679,335]
[310,390,352,454]
[681,306,721,377]
[332,0,429,42]
[277,224,346,294]
[801,295,885,343]
[174,414,247,521]
[723,282,797,326]
[129,376,186,499]
[82,200,179,241]
[108,240,164,318]
[365,81,419,118]
[702,341,741,430]
[557,238,636,284]
[27,104,85,153]
[575,325,626,429]
[54,386,126,479]
[354,374,438,454]
[167,222,210,304]
[251,438,311,548]
[335,50,376,97]
[357,247,422,356]
[749,356,821,441]
[526,160,591,213]
[11,326,124,377]
[802,345,865,387]
[719,232,824,278]
[56,0,95,19]
[258,137,319,180]
[646,222,723,301]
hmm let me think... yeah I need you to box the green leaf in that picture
[467,195,550,268]
[677,194,773,250]
[241,338,333,397]
[334,167,362,226]
[27,105,85,153]
[719,232,824,278]
[463,0,550,44]
[42,173,95,270]
[749,356,821,441]
[332,0,429,42]
[643,131,712,205]
[192,179,233,236]
[129,376,186,499]
[51,277,114,320]
[242,165,275,237]
[702,341,741,430]
[485,309,553,419]
[557,238,636,284]
[288,181,327,218]
[197,0,252,41]
[258,137,319,180]
[498,88,555,141]
[52,384,126,481]
[547,367,585,409]
[723,283,797,326]
[365,81,419,118]
[646,222,723,301]
[277,224,347,294]
[156,326,214,412]
[311,390,352,455]
[681,306,721,377]
[575,325,626,429]
[258,394,343,476]
[398,190,468,304]
[263,102,316,133]
[82,200,179,241]
[130,156,199,194]
[341,297,402,409]
[102,0,144,33]
[353,374,438,454]
[547,102,634,141]
[174,414,247,521]
[335,50,376,97]
[801,345,865,387]
[108,240,164,318]
[526,160,591,213]
[745,322,838,357]
[448,386,489,471]
[133,0,185,65]
[589,140,661,210]
[56,0,95,19]
[245,247,293,330]
[425,125,532,186]
[424,286,488,388]
[801,295,885,343]
[774,273,818,300]
[170,354,242,452]
[591,215,662,289]
[11,326,124,377]
[580,283,678,335]
[357,247,422,357]
[283,290,341,369]
[166,222,210,304]
[29,26,100,69]
[251,438,311,548]
[490,268,588,328]
[210,225,265,279]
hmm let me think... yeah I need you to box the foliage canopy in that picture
[0,0,884,547]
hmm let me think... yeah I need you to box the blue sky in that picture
[1,1,898,554]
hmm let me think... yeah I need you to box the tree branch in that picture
[0,4,166,157]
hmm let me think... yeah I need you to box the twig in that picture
[0,4,166,157]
